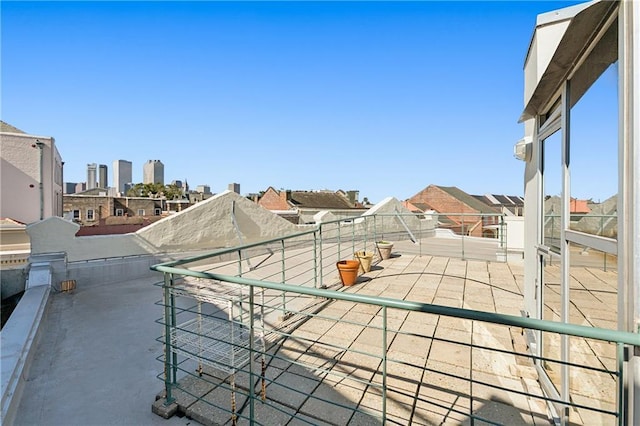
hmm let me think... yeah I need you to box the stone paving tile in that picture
[388,332,433,358]
[338,344,383,376]
[413,391,470,425]
[265,370,320,410]
[570,393,616,425]
[286,413,335,426]
[359,384,415,423]
[398,314,437,336]
[433,325,472,344]
[471,397,536,425]
[167,253,620,425]
[300,383,357,425]
[186,383,248,426]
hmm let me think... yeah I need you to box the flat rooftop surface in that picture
[14,249,618,425]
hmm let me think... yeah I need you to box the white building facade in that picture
[519,1,639,423]
[86,163,97,189]
[0,123,64,224]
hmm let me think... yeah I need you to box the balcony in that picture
[150,214,636,425]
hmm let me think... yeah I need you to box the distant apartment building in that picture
[113,159,132,194]
[87,163,98,189]
[64,191,164,226]
[143,160,164,185]
[0,121,64,224]
[98,164,108,189]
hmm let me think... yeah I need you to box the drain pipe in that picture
[35,140,45,220]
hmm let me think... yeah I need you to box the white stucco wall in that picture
[137,190,298,251]
[504,216,525,252]
[0,132,63,224]
[27,217,148,262]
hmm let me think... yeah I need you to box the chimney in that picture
[228,182,240,194]
[280,189,292,204]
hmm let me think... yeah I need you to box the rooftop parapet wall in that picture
[27,217,149,262]
[137,190,298,251]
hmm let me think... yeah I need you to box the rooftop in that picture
[13,240,619,425]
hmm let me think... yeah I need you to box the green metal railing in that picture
[152,214,637,425]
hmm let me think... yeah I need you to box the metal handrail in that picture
[153,264,640,347]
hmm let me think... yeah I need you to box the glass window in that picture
[116,209,124,217]
[542,130,562,253]
[137,209,145,216]
[569,59,618,238]
[87,209,94,221]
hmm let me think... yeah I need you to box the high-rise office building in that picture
[113,160,133,194]
[87,163,97,189]
[143,160,164,185]
[75,182,87,193]
[64,182,77,194]
[98,164,108,189]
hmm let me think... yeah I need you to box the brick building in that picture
[64,192,164,226]
[408,185,500,237]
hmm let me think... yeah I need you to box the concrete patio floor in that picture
[13,248,618,425]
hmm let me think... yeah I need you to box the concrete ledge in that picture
[1,285,51,425]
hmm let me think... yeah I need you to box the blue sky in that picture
[3,1,616,203]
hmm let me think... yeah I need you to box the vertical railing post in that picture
[249,285,255,423]
[337,222,342,260]
[500,215,506,250]
[313,230,318,289]
[461,214,465,260]
[170,274,178,386]
[281,239,287,316]
[374,215,378,244]
[237,250,245,322]
[470,321,475,424]
[352,219,356,255]
[382,306,388,424]
[602,216,607,272]
[319,225,325,289]
[419,217,423,257]
[163,272,175,404]
[618,342,625,426]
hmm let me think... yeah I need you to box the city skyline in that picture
[2,1,617,203]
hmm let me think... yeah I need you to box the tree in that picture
[126,182,183,199]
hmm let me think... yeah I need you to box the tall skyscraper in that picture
[113,159,133,194]
[87,163,97,189]
[98,164,108,189]
[143,160,164,185]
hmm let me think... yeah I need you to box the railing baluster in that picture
[162,272,174,404]
[382,306,387,424]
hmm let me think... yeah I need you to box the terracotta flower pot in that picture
[376,241,394,260]
[336,260,360,286]
[354,250,374,274]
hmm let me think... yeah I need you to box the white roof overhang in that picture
[520,0,619,122]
